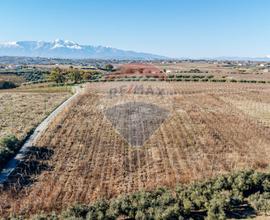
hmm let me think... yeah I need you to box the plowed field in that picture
[1,81,270,216]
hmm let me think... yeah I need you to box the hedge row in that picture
[13,170,270,220]
[168,74,213,79]
[87,77,270,84]
[0,69,49,82]
[0,81,16,89]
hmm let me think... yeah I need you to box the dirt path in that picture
[0,85,83,184]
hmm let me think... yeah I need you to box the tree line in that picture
[13,170,270,220]
[48,67,103,84]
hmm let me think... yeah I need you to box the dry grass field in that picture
[0,88,71,141]
[1,81,270,216]
[0,74,25,85]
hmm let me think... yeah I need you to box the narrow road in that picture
[0,85,82,184]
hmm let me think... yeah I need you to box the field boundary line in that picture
[0,85,83,185]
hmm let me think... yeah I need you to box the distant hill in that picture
[0,39,167,60]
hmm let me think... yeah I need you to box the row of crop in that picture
[88,76,270,84]
[19,76,270,88]
[2,68,103,86]
[16,70,50,82]
[16,170,269,219]
[105,74,213,80]
[167,74,214,79]
[0,69,49,82]
[174,69,208,74]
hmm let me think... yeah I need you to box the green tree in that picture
[0,81,16,89]
[0,135,19,150]
[0,135,20,167]
[49,67,66,84]
[206,193,229,220]
[68,68,82,83]
[82,71,92,81]
[105,64,114,71]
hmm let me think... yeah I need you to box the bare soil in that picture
[108,63,165,78]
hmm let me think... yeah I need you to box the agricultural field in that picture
[0,74,25,85]
[1,81,270,217]
[156,61,270,81]
[0,68,50,83]
[0,85,71,144]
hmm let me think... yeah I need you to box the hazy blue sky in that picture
[0,0,270,58]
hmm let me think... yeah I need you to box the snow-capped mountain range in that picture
[0,39,167,60]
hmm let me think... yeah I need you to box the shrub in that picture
[249,192,270,215]
[0,135,19,149]
[161,204,181,220]
[207,202,226,220]
[0,80,16,89]
[105,64,114,71]
[182,75,191,78]
[13,170,270,219]
[176,74,183,78]
[63,204,89,218]
[188,68,203,73]
[211,79,226,83]
[202,78,209,82]
[239,80,247,83]
[263,179,270,191]
[0,135,20,169]
[192,75,205,79]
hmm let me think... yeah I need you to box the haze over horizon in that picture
[1,0,270,58]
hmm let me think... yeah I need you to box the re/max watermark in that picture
[108,84,178,98]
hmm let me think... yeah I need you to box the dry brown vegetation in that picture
[0,90,71,140]
[108,63,165,79]
[0,74,25,85]
[1,81,270,217]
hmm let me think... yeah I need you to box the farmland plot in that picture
[0,91,71,140]
[1,81,270,216]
